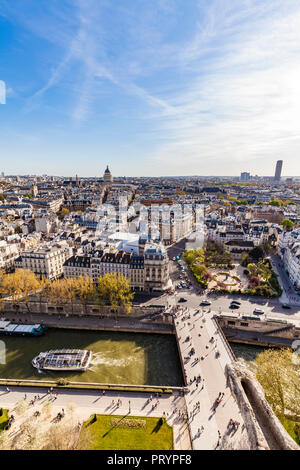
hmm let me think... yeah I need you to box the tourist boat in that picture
[0,320,46,336]
[32,349,92,372]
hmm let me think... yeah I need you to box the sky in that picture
[1,0,300,177]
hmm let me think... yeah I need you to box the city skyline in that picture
[1,1,300,177]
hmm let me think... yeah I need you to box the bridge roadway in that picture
[173,306,250,450]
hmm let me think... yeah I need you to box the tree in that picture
[73,275,95,312]
[96,273,134,314]
[183,248,205,265]
[45,278,76,313]
[192,264,207,278]
[280,219,295,232]
[255,348,300,418]
[247,245,264,262]
[42,421,91,450]
[0,269,41,311]
[59,207,70,219]
[269,199,283,207]
[0,402,92,450]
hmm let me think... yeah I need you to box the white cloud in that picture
[151,1,300,175]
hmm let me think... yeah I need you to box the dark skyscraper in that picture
[274,160,283,181]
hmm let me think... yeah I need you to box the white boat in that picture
[32,349,92,372]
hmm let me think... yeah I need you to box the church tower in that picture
[104,165,113,183]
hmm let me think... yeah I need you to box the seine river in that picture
[0,329,184,387]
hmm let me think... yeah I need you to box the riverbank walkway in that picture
[0,386,191,450]
[0,310,173,334]
[173,306,250,450]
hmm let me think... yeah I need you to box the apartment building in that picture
[18,242,72,280]
[278,230,300,290]
[0,240,20,270]
[63,243,169,292]
[139,205,194,245]
[144,243,170,292]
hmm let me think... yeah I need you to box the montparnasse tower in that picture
[103,165,113,183]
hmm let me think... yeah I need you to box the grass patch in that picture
[0,409,9,431]
[279,416,300,446]
[84,414,173,450]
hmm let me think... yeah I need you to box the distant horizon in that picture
[2,173,300,180]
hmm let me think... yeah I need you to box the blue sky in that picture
[1,0,300,177]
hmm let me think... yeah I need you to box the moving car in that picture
[253,308,264,315]
[281,304,291,309]
[230,300,241,305]
[178,297,187,303]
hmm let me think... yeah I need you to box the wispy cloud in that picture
[150,0,300,175]
[2,0,300,175]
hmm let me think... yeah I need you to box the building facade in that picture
[63,243,169,292]
[18,243,72,280]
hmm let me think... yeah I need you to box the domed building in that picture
[103,165,113,183]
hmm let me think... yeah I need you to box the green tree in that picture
[269,200,283,207]
[183,248,205,265]
[248,245,265,262]
[280,219,295,232]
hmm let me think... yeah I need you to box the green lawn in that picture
[0,409,9,431]
[84,414,173,450]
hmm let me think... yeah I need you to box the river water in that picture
[230,342,268,366]
[0,329,184,387]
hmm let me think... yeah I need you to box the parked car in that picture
[200,300,211,306]
[230,303,240,309]
[253,308,264,315]
[230,300,241,305]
